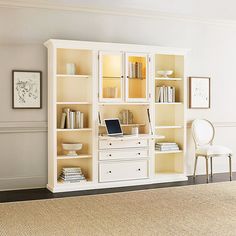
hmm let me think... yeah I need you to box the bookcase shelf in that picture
[155,125,183,129]
[57,74,91,79]
[155,77,182,81]
[155,150,183,154]
[155,102,182,105]
[57,128,92,132]
[57,155,92,160]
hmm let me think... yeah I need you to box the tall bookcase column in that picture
[154,54,186,180]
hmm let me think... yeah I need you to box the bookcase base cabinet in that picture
[45,39,188,193]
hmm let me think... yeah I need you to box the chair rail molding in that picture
[187,122,236,129]
[0,121,47,133]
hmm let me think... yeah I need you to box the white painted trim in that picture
[187,122,236,129]
[0,121,47,133]
[1,0,236,27]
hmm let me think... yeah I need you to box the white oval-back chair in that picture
[192,119,232,182]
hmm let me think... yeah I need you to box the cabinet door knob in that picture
[138,142,141,144]
[109,154,112,157]
[137,168,141,171]
[138,153,141,155]
[109,143,112,145]
[108,171,112,173]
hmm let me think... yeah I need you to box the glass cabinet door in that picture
[99,52,123,102]
[125,53,148,102]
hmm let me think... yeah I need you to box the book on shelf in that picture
[155,86,176,103]
[129,62,143,79]
[60,108,85,129]
[58,167,87,183]
[155,142,180,151]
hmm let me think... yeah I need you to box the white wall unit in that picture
[45,39,188,193]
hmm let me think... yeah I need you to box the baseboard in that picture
[0,176,47,191]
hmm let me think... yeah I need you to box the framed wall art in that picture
[12,70,42,109]
[189,77,210,109]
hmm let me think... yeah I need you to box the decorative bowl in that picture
[62,143,83,156]
[157,70,173,78]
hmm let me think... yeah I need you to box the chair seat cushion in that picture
[196,145,232,156]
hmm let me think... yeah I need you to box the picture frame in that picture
[12,70,42,109]
[189,77,210,109]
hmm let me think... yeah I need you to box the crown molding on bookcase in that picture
[0,121,47,133]
[1,0,236,28]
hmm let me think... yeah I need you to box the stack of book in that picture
[129,62,143,79]
[58,167,87,183]
[155,86,175,103]
[60,108,84,129]
[155,142,180,152]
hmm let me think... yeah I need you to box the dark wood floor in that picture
[0,172,234,203]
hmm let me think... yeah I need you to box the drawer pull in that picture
[109,154,112,157]
[138,153,141,155]
[138,142,141,144]
[137,168,141,171]
[109,143,112,146]
[108,170,112,174]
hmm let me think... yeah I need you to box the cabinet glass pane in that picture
[102,54,122,99]
[127,55,147,99]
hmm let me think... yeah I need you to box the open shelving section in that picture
[153,54,186,180]
[45,39,188,193]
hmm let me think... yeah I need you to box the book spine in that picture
[80,112,84,128]
[60,112,66,129]
[172,87,175,102]
[75,111,81,129]
[69,111,75,129]
[64,108,70,129]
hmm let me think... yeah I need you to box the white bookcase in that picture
[45,39,188,193]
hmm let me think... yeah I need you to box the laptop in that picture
[104,118,123,136]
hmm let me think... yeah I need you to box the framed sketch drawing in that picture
[12,70,42,109]
[189,77,210,109]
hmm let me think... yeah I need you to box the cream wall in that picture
[0,6,236,190]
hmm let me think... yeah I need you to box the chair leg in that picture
[210,156,213,178]
[205,156,209,183]
[229,154,232,181]
[193,156,198,178]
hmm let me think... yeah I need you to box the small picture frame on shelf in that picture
[189,77,210,109]
[12,70,42,109]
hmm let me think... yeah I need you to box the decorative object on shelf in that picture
[155,142,180,151]
[58,167,87,183]
[189,77,210,109]
[62,143,83,156]
[12,70,42,109]
[129,62,143,79]
[119,110,133,124]
[104,87,118,98]
[131,126,139,136]
[147,108,153,135]
[66,63,76,75]
[156,86,175,103]
[157,70,173,78]
[61,108,85,129]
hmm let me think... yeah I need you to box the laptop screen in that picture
[105,119,123,135]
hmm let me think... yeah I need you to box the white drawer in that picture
[99,149,148,160]
[99,160,148,182]
[99,139,148,149]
